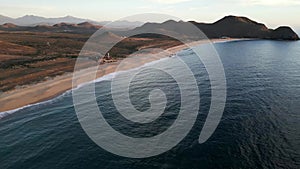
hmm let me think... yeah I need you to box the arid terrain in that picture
[0,30,181,93]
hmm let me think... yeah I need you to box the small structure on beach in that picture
[106,53,111,60]
[98,53,115,64]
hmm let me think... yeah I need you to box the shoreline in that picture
[0,38,244,115]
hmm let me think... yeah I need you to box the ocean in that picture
[0,40,299,169]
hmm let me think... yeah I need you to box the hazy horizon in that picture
[1,0,300,30]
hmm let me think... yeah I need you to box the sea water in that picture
[0,40,299,169]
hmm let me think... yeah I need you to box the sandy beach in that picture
[0,38,239,113]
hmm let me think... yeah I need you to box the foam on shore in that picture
[0,56,171,119]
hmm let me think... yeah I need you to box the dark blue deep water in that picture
[0,40,299,169]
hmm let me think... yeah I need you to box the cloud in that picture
[243,0,300,6]
[145,0,191,4]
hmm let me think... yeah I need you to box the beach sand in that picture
[0,38,238,112]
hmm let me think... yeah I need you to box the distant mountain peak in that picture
[0,14,143,28]
[60,15,81,19]
[18,15,44,19]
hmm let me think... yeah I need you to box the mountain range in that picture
[131,16,299,40]
[0,14,144,28]
[0,15,298,40]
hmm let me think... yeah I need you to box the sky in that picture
[1,0,300,30]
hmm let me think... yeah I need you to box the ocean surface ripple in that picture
[0,40,299,169]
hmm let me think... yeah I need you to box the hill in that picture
[133,15,299,41]
[0,14,144,28]
[0,22,102,33]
